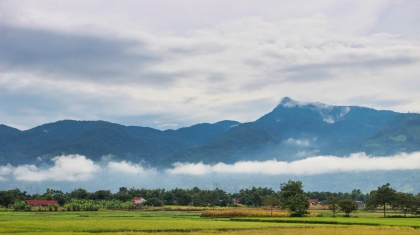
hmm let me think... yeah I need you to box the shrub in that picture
[201,209,290,217]
[12,201,31,212]
[143,198,164,207]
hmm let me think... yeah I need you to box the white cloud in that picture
[13,154,100,182]
[107,161,156,174]
[284,138,311,147]
[1,152,420,193]
[166,152,420,176]
[0,164,13,175]
[0,155,156,182]
[0,164,13,181]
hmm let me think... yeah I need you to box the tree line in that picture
[1,181,419,217]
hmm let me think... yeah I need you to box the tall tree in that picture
[253,192,262,209]
[70,188,89,199]
[288,193,310,216]
[393,192,417,217]
[366,183,396,217]
[280,180,309,216]
[262,195,281,216]
[280,180,304,201]
[210,190,220,209]
[327,197,340,217]
[338,199,358,217]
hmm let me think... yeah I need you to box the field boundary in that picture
[230,218,420,229]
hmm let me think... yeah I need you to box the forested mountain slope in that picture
[1,98,419,167]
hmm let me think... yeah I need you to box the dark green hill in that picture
[0,124,21,135]
[157,98,400,166]
[0,120,240,165]
[320,106,397,155]
[1,98,419,167]
[159,123,278,165]
[361,113,420,155]
[253,98,396,154]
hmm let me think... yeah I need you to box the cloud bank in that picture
[0,152,420,182]
[1,152,420,183]
[12,155,100,182]
[1,152,420,193]
[0,155,157,182]
[166,152,420,175]
[107,161,156,174]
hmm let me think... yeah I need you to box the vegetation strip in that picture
[80,227,293,233]
[231,218,380,226]
[230,218,420,229]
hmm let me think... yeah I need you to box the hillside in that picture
[361,113,420,155]
[1,97,419,167]
[162,98,400,165]
[0,120,239,165]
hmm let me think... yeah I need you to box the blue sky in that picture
[1,0,420,130]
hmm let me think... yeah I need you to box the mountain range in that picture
[1,97,420,168]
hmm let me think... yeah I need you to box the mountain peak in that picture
[279,97,299,107]
[278,97,351,124]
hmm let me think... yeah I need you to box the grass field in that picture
[0,209,419,234]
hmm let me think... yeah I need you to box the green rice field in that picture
[0,209,419,235]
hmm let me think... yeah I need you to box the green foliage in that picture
[252,192,262,208]
[44,188,53,200]
[288,193,310,217]
[262,195,281,216]
[262,195,281,208]
[327,197,340,216]
[338,199,358,216]
[393,192,419,217]
[280,180,305,202]
[280,180,309,217]
[0,120,240,165]
[307,189,368,202]
[362,113,420,155]
[12,201,31,211]
[0,189,28,207]
[389,135,406,141]
[143,198,164,207]
[70,188,89,199]
[63,199,134,211]
[366,183,397,217]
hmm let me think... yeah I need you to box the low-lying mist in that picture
[1,152,419,194]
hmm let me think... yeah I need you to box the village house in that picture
[308,199,318,205]
[232,198,241,204]
[132,197,146,209]
[25,200,59,207]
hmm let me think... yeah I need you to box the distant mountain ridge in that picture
[162,98,402,165]
[1,97,420,167]
[0,119,240,165]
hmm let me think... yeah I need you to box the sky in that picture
[1,0,420,131]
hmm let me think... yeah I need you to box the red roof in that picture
[132,197,145,204]
[232,198,241,203]
[25,200,58,206]
[308,199,318,203]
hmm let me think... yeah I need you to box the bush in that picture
[143,198,164,207]
[12,201,31,212]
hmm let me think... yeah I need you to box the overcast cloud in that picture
[0,0,419,130]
